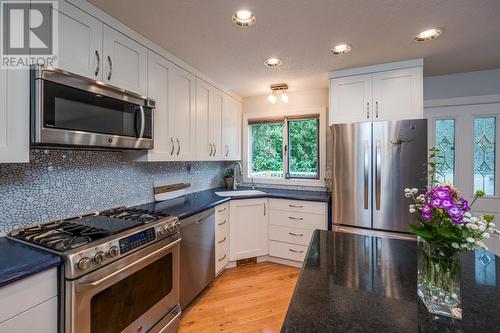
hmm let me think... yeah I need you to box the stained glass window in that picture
[435,119,455,184]
[474,117,496,195]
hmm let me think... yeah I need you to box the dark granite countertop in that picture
[0,237,61,288]
[136,187,330,220]
[282,230,500,332]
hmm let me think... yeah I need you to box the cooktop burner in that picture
[11,207,171,253]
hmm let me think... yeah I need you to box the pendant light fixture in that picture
[268,83,288,104]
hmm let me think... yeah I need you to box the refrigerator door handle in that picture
[364,140,369,210]
[375,139,381,210]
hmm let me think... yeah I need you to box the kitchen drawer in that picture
[0,297,57,333]
[269,199,326,215]
[0,268,57,324]
[215,203,229,221]
[269,209,326,230]
[215,238,229,274]
[269,225,314,246]
[215,214,229,241]
[269,241,307,262]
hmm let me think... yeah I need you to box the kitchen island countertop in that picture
[281,230,500,332]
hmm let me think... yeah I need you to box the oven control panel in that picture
[119,228,156,254]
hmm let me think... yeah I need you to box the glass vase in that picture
[417,237,462,319]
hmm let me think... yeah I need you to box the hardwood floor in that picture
[179,262,300,333]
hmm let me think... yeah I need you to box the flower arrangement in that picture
[405,148,499,319]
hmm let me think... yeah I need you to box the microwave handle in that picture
[134,106,146,138]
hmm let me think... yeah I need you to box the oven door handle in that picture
[138,106,145,138]
[81,238,180,288]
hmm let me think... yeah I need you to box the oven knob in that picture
[167,224,176,233]
[93,251,106,264]
[107,246,119,258]
[158,226,168,236]
[76,257,91,271]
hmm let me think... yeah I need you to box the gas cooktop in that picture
[9,206,180,279]
[10,207,170,252]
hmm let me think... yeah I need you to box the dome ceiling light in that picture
[232,10,256,27]
[264,57,283,68]
[414,28,443,42]
[330,43,352,55]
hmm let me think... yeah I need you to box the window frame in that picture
[243,108,326,187]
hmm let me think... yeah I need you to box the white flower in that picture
[417,194,426,202]
[409,207,416,213]
[466,237,475,243]
[404,188,412,193]
[451,243,460,249]
[484,232,490,239]
[464,212,472,218]
[405,193,412,198]
[411,188,419,194]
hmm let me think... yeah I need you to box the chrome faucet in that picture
[233,161,243,190]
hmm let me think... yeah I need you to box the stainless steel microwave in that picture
[31,66,155,150]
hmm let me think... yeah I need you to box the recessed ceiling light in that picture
[414,28,443,42]
[264,57,283,68]
[330,43,352,55]
[232,10,256,27]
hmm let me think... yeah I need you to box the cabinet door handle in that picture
[176,138,180,156]
[94,50,100,76]
[107,56,112,81]
[375,101,379,118]
[209,143,213,156]
[170,138,175,155]
[288,216,304,221]
[213,144,217,156]
[225,144,229,157]
[288,232,303,237]
[218,219,227,226]
[217,207,227,213]
[263,202,266,216]
[289,204,303,208]
[218,254,227,262]
[217,237,227,244]
[366,101,370,119]
[289,248,304,254]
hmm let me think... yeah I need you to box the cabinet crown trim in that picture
[329,58,423,79]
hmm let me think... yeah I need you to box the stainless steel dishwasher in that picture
[180,208,215,309]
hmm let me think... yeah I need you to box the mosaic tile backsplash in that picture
[0,149,231,234]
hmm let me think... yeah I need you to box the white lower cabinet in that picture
[268,199,327,263]
[0,268,58,333]
[215,203,229,274]
[229,199,268,261]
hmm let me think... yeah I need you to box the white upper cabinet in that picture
[0,69,29,163]
[169,66,196,160]
[372,67,423,121]
[195,79,222,160]
[330,74,373,124]
[138,51,174,161]
[102,25,148,96]
[222,96,242,160]
[329,59,423,124]
[229,199,269,260]
[55,2,102,80]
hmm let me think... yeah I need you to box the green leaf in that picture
[409,225,433,239]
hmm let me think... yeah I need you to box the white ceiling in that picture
[88,0,500,97]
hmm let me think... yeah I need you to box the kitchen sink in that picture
[215,190,266,197]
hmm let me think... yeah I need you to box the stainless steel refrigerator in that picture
[331,119,427,233]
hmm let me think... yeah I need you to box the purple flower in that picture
[442,200,454,209]
[421,212,432,221]
[422,205,432,214]
[448,206,463,222]
[434,189,451,200]
[431,198,442,208]
[461,199,470,212]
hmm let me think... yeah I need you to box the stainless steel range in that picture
[9,207,181,333]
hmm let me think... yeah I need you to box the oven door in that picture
[66,235,180,333]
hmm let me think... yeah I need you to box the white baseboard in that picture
[226,256,303,270]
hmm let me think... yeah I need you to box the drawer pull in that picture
[217,237,227,244]
[217,207,227,213]
[289,204,303,208]
[218,220,227,226]
[288,232,303,237]
[288,216,304,221]
[289,248,304,254]
[218,254,227,262]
